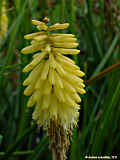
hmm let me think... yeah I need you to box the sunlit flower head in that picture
[21,19,86,130]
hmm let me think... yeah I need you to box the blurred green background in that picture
[0,0,120,159]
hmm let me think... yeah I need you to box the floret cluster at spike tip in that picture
[21,20,86,130]
[0,0,8,43]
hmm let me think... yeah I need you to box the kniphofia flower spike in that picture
[21,20,86,130]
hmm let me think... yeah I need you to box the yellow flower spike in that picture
[21,19,86,132]
[0,0,8,43]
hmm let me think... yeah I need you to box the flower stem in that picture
[48,120,70,160]
[86,61,120,85]
[52,148,57,160]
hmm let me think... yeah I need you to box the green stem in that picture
[86,61,120,85]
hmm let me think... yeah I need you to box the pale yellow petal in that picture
[44,44,51,53]
[42,95,51,110]
[54,71,63,88]
[62,79,76,93]
[56,53,75,64]
[21,42,45,54]
[23,77,30,86]
[49,53,56,69]
[64,91,77,106]
[56,56,80,70]
[49,94,58,119]
[27,94,35,107]
[30,40,35,45]
[52,48,80,55]
[35,78,44,90]
[32,53,41,59]
[48,68,55,85]
[32,20,48,30]
[57,103,68,121]
[34,35,47,41]
[40,60,50,80]
[34,90,42,102]
[70,93,81,103]
[48,23,69,31]
[23,62,44,86]
[61,64,85,77]
[76,88,86,94]
[32,20,43,25]
[43,80,52,95]
[31,40,44,45]
[55,61,65,76]
[37,24,48,31]
[54,86,65,102]
[23,52,46,72]
[27,62,44,80]
[24,84,34,96]
[64,73,84,87]
[79,83,85,88]
[50,36,77,43]
[50,33,75,38]
[24,32,46,39]
[52,42,78,49]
